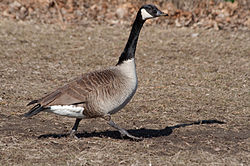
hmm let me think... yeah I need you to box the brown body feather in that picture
[31,64,137,118]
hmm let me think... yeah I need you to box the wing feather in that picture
[28,69,118,107]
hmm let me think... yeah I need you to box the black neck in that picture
[117,11,145,65]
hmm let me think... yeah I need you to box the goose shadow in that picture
[38,119,225,140]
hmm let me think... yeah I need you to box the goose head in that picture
[140,4,168,21]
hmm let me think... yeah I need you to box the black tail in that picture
[24,104,44,117]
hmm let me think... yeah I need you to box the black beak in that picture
[156,10,168,17]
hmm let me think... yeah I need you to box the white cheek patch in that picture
[141,9,153,20]
[49,105,85,118]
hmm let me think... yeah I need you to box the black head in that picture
[140,4,168,20]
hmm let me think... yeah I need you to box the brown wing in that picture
[33,69,117,107]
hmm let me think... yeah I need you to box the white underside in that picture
[48,105,85,118]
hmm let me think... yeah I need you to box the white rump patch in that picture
[141,9,153,20]
[49,105,85,118]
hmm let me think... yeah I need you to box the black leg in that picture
[69,118,82,138]
[105,116,142,140]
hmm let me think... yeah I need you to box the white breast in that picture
[101,58,138,114]
[118,58,137,79]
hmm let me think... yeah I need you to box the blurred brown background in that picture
[1,0,249,29]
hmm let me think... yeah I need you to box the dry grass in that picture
[0,20,249,165]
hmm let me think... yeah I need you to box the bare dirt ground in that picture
[0,20,249,165]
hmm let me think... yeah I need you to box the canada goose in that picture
[24,4,167,140]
